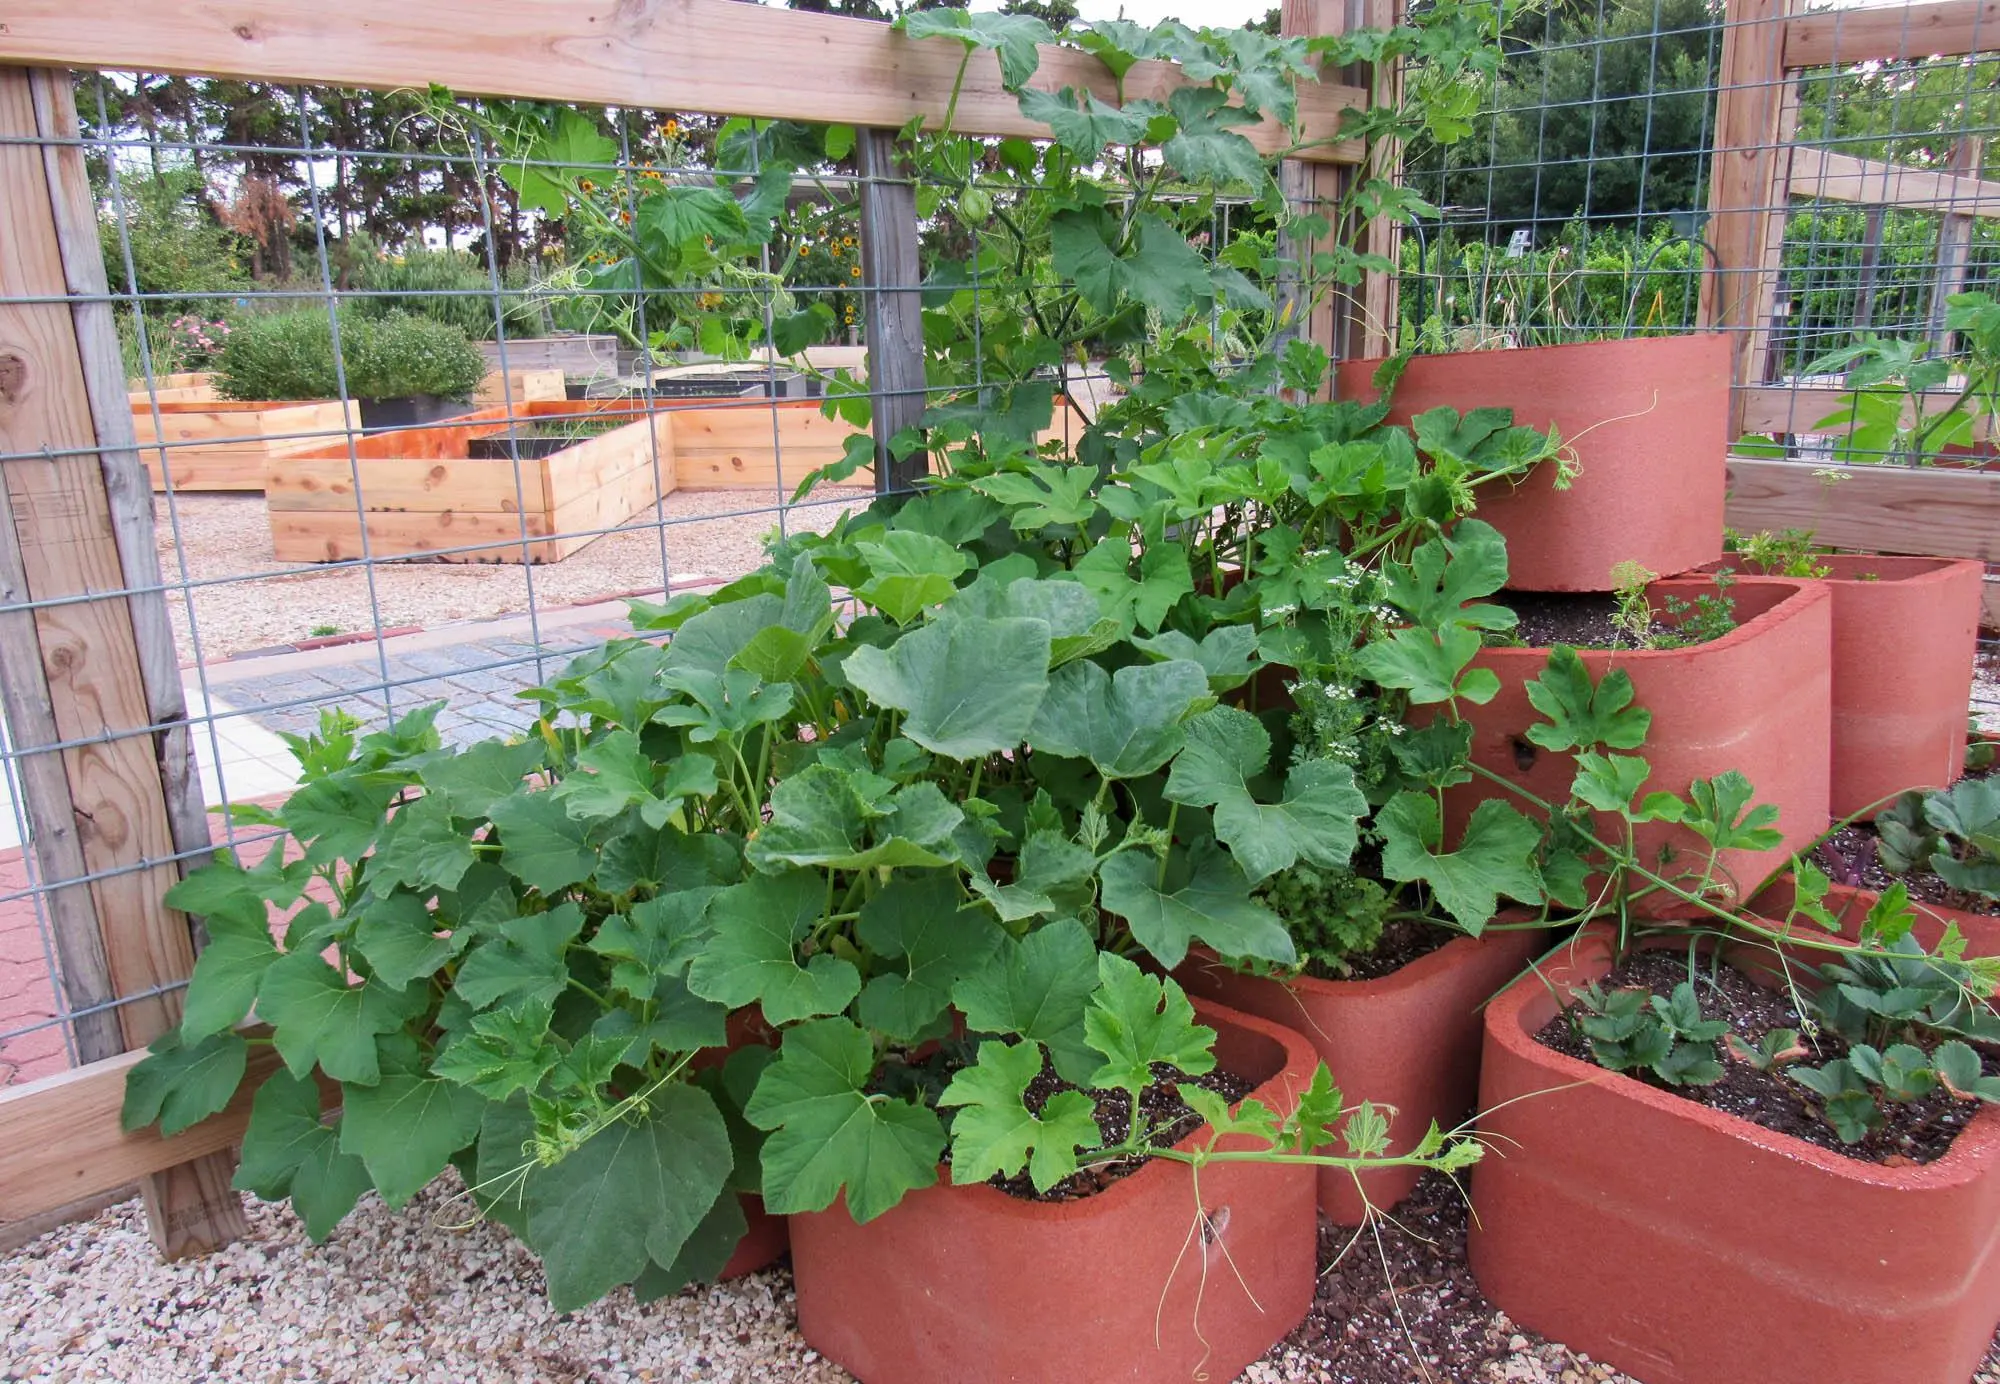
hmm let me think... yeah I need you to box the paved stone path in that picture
[202,604,642,748]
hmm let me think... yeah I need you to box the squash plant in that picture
[123,8,1543,1310]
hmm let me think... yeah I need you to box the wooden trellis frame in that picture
[1705,0,2000,624]
[0,0,1376,1255]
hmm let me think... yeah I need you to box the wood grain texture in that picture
[0,1041,310,1228]
[1725,456,2000,562]
[1702,0,1796,432]
[1,67,246,1256]
[473,368,566,406]
[132,401,358,491]
[1287,0,1400,364]
[1786,0,2000,66]
[1737,383,1994,440]
[1789,146,2000,217]
[670,401,866,489]
[267,402,673,561]
[0,0,1365,163]
[858,130,927,493]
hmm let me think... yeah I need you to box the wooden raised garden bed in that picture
[472,367,565,406]
[133,399,359,492]
[670,394,1091,489]
[262,393,1098,563]
[264,399,673,564]
[127,371,218,404]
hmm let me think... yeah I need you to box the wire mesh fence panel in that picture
[0,59,1314,1087]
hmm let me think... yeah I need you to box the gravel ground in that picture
[21,1170,1988,1384]
[153,487,870,663]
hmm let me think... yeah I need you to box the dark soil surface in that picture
[1315,918,1460,983]
[1815,824,2000,919]
[1536,949,1994,1165]
[981,1060,1255,1203]
[1264,1170,2000,1383]
[1498,590,1732,652]
[1277,1172,1524,1383]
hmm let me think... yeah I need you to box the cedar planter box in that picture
[787,999,1319,1384]
[1468,924,2000,1384]
[264,399,672,564]
[127,371,218,404]
[1337,334,1731,591]
[669,395,1090,490]
[1449,576,1832,912]
[133,399,358,492]
[1175,926,1545,1224]
[473,367,566,406]
[1703,559,1984,817]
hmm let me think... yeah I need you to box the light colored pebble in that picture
[155,486,871,663]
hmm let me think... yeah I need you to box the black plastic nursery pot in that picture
[464,431,589,462]
[357,394,479,433]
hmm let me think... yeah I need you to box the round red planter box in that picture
[1702,558,1983,818]
[1752,877,2000,961]
[1334,333,1730,592]
[1449,577,1832,912]
[1467,925,2000,1384]
[787,999,1320,1384]
[703,1008,790,1279]
[1174,927,1545,1224]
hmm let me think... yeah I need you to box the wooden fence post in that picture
[1702,0,1797,435]
[0,65,245,1257]
[1282,0,1400,385]
[1929,135,1986,343]
[857,129,926,492]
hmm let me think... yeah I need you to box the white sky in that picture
[971,0,1273,29]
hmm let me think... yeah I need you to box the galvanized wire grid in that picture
[1393,0,2000,716]
[4,16,1997,1076]
[0,71,1263,1074]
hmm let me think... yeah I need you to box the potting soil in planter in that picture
[1468,925,2000,1384]
[1538,947,1994,1164]
[941,1052,1255,1202]
[1500,587,1737,651]
[1175,916,1547,1224]
[789,999,1319,1384]
[1817,822,2000,923]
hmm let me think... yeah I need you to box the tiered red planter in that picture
[1451,577,1833,911]
[1174,927,1545,1224]
[786,999,1319,1384]
[1704,558,1984,818]
[1468,924,2000,1384]
[1335,333,1731,591]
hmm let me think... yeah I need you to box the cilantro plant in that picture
[1721,526,1831,579]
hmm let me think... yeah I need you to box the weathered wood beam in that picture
[0,0,1366,163]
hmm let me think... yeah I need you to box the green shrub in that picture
[96,169,251,313]
[214,309,486,401]
[347,247,505,340]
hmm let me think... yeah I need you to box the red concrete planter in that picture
[1450,577,1832,912]
[719,1196,787,1279]
[704,1008,789,1279]
[1752,877,2000,960]
[1335,334,1731,592]
[1467,924,2000,1384]
[1174,927,1545,1224]
[1701,558,1983,817]
[787,999,1319,1384]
